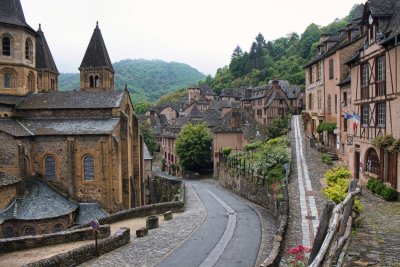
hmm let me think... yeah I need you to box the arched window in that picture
[83,155,95,181]
[94,75,99,87]
[89,75,94,87]
[52,223,63,233]
[27,72,34,91]
[366,148,380,175]
[44,155,56,180]
[2,36,11,56]
[25,38,33,60]
[2,226,14,238]
[24,227,36,236]
[3,72,12,88]
[51,78,55,91]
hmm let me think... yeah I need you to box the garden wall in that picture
[0,225,110,254]
[25,227,130,267]
[218,155,290,267]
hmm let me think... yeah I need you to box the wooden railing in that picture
[308,179,361,267]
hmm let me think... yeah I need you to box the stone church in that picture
[0,0,143,237]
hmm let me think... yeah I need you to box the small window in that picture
[27,73,34,91]
[2,226,14,238]
[343,92,347,107]
[3,72,12,88]
[376,56,386,96]
[361,63,369,99]
[24,227,37,236]
[279,99,283,105]
[343,118,348,132]
[83,155,95,181]
[2,37,11,56]
[334,94,338,114]
[52,223,63,233]
[25,38,33,61]
[94,75,99,87]
[45,156,56,180]
[89,76,94,87]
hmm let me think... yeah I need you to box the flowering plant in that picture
[287,244,311,267]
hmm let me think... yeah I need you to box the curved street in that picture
[157,180,261,267]
[81,179,270,267]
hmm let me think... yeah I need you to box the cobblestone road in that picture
[280,116,332,265]
[344,190,400,266]
[81,184,207,267]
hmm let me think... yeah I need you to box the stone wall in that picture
[71,176,184,229]
[218,158,290,267]
[0,184,17,210]
[25,227,129,267]
[0,225,110,254]
[153,175,183,203]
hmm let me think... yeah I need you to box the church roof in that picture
[17,90,124,110]
[74,203,108,225]
[0,178,78,221]
[36,25,59,73]
[80,22,114,71]
[0,118,120,137]
[0,0,35,33]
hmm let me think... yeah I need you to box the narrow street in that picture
[81,180,271,267]
[157,181,261,267]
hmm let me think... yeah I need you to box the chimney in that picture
[231,108,240,129]
[271,80,279,89]
[319,33,332,44]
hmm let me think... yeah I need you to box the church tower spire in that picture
[79,22,115,91]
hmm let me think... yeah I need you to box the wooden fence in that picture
[308,179,361,267]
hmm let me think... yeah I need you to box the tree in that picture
[134,101,153,114]
[139,122,159,155]
[175,123,213,171]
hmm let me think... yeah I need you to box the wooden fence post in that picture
[308,200,335,265]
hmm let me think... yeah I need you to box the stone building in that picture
[345,0,400,191]
[0,0,142,237]
[304,5,365,154]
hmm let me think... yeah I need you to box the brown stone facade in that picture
[0,184,17,210]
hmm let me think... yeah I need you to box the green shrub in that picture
[316,122,336,134]
[322,167,363,213]
[321,154,333,165]
[222,147,232,156]
[381,186,397,201]
[374,182,386,195]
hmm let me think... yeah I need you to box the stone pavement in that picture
[344,190,400,266]
[280,116,332,265]
[80,184,207,267]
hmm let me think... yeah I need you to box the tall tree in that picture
[175,123,212,171]
[140,122,159,155]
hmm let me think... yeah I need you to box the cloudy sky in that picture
[21,0,362,76]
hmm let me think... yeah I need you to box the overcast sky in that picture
[21,0,362,76]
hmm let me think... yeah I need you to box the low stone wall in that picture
[71,176,185,230]
[25,227,130,267]
[153,175,183,202]
[218,156,290,267]
[0,225,110,255]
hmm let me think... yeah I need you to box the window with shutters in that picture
[334,94,338,113]
[327,94,332,114]
[44,155,56,180]
[83,155,95,181]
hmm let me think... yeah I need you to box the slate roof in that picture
[80,22,114,71]
[368,0,394,17]
[0,172,21,187]
[213,108,259,140]
[0,0,35,33]
[74,203,108,225]
[0,118,119,137]
[338,74,351,86]
[0,178,78,222]
[143,142,153,160]
[36,25,58,73]
[17,91,124,110]
[282,85,301,99]
[136,115,163,136]
[377,0,400,45]
[219,88,244,98]
[0,94,26,106]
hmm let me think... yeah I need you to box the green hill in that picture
[58,59,205,103]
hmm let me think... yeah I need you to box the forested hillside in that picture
[58,59,205,103]
[201,4,360,94]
